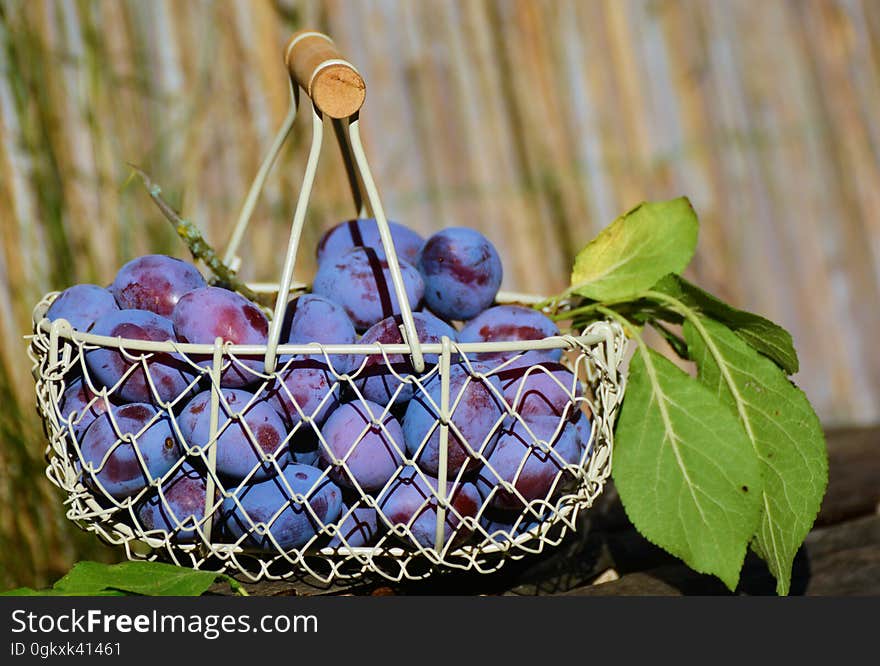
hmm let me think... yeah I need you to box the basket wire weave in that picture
[27,33,628,585]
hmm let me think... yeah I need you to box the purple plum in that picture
[279,293,357,373]
[263,357,340,430]
[494,357,582,418]
[476,415,581,511]
[318,400,404,492]
[172,286,269,388]
[403,362,505,476]
[327,503,378,548]
[59,378,111,437]
[110,254,206,317]
[178,388,288,482]
[221,463,343,551]
[377,466,481,548]
[79,403,181,500]
[312,247,424,331]
[458,305,562,363]
[86,309,196,405]
[46,284,119,331]
[136,462,216,543]
[356,312,458,406]
[316,218,425,266]
[417,227,502,321]
[376,466,482,549]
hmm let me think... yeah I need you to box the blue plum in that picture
[376,466,481,549]
[356,312,458,406]
[178,388,288,482]
[79,403,181,500]
[110,254,206,317]
[458,305,561,363]
[46,284,119,332]
[478,513,542,543]
[476,415,581,511]
[264,358,339,430]
[417,227,502,321]
[172,286,269,388]
[59,378,111,437]
[279,294,357,373]
[494,357,582,418]
[312,247,424,331]
[136,462,215,543]
[86,309,196,405]
[316,218,425,267]
[572,406,593,460]
[403,362,505,476]
[327,503,378,548]
[318,400,404,492]
[221,463,343,551]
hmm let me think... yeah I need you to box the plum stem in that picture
[129,165,273,308]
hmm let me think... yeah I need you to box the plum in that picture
[316,218,425,266]
[494,357,582,418]
[312,247,424,331]
[110,254,206,317]
[46,284,119,331]
[221,463,343,551]
[136,462,215,543]
[178,388,288,482]
[458,305,562,363]
[59,378,111,438]
[479,513,542,543]
[356,311,458,406]
[476,415,581,511]
[318,400,404,492]
[279,294,357,373]
[263,357,339,430]
[327,503,378,548]
[403,362,505,476]
[86,309,196,405]
[417,227,502,321]
[376,466,481,549]
[172,286,269,388]
[79,403,180,500]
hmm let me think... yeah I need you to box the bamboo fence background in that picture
[0,0,878,588]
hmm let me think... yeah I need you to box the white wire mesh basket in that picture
[28,31,628,586]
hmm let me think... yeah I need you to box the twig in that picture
[129,164,272,308]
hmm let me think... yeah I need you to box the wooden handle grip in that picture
[285,30,366,119]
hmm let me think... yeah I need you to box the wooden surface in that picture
[212,424,880,597]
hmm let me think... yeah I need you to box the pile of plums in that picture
[45,218,593,554]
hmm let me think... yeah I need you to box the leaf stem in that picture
[644,289,757,446]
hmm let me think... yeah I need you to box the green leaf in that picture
[613,346,763,591]
[54,561,231,596]
[570,197,698,301]
[682,317,828,595]
[1,561,244,597]
[652,274,799,374]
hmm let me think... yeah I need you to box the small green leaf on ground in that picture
[570,197,698,301]
[2,561,244,597]
[613,346,763,591]
[652,274,799,374]
[683,317,828,595]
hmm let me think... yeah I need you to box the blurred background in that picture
[1,0,878,589]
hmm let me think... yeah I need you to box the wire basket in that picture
[28,31,628,586]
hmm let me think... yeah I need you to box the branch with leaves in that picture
[543,198,828,595]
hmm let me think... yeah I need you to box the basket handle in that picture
[285,31,366,120]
